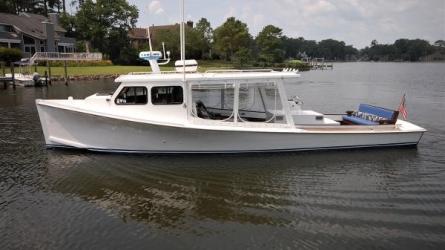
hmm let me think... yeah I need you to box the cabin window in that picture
[115,87,148,105]
[191,84,235,121]
[238,82,285,123]
[151,86,183,105]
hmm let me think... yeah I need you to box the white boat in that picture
[35,1,425,154]
[35,63,426,153]
[5,73,35,87]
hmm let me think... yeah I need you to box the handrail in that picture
[205,69,274,73]
[29,52,103,64]
[128,71,178,75]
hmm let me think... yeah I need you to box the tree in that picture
[74,0,138,62]
[213,17,252,61]
[256,25,285,64]
[317,39,355,60]
[232,47,252,68]
[0,0,16,14]
[153,27,180,60]
[406,39,434,61]
[0,0,66,15]
[195,18,213,59]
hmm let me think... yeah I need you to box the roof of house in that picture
[0,12,66,40]
[128,28,148,39]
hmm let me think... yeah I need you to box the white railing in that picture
[30,52,103,63]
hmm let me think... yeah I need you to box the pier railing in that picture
[30,52,103,64]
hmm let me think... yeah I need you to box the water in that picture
[1,62,444,249]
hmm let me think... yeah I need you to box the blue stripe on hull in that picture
[46,142,419,154]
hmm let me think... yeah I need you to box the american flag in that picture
[398,94,408,120]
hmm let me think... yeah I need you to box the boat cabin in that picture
[111,70,340,128]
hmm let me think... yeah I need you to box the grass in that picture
[1,60,236,77]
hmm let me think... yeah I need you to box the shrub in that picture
[0,48,22,63]
[37,60,113,67]
[283,60,311,71]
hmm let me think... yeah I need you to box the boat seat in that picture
[195,101,214,119]
[343,104,399,125]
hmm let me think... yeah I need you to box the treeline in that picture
[3,0,444,64]
[151,17,445,65]
[361,39,445,62]
[1,0,69,16]
[150,17,360,67]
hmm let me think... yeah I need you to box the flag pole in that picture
[397,94,408,120]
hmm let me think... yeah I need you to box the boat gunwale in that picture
[36,99,426,135]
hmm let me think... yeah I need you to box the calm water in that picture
[1,62,444,249]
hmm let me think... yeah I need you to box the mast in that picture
[180,0,186,81]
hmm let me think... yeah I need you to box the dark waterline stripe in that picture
[46,142,418,155]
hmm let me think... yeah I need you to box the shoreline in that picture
[49,74,120,82]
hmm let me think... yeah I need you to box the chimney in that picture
[43,20,55,52]
[48,13,59,27]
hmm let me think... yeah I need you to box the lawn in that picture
[1,60,236,77]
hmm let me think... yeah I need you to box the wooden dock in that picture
[303,58,334,70]
[0,76,14,89]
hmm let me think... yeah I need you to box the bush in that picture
[0,48,22,63]
[37,60,113,67]
[283,60,311,71]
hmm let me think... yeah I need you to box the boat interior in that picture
[186,80,399,127]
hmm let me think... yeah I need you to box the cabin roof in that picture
[114,71,300,83]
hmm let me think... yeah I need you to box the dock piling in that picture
[10,62,15,89]
[46,61,52,85]
[64,60,68,85]
[44,71,48,86]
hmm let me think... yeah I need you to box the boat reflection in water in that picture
[45,147,420,230]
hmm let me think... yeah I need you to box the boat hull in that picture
[37,104,424,153]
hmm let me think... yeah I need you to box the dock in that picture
[0,76,14,89]
[0,52,103,89]
[303,58,334,70]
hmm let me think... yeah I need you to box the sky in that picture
[128,0,445,48]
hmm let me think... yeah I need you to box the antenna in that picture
[162,42,166,60]
[147,27,153,52]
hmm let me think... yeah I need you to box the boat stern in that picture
[396,119,427,145]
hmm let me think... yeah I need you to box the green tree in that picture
[74,0,138,63]
[406,39,434,61]
[317,39,356,60]
[153,25,202,60]
[0,0,16,14]
[0,0,66,15]
[232,47,252,68]
[195,18,213,59]
[213,17,252,61]
[256,25,285,64]
[153,27,180,60]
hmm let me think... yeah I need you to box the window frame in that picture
[151,86,184,105]
[114,86,148,105]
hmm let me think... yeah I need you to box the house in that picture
[129,21,193,49]
[0,12,76,58]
